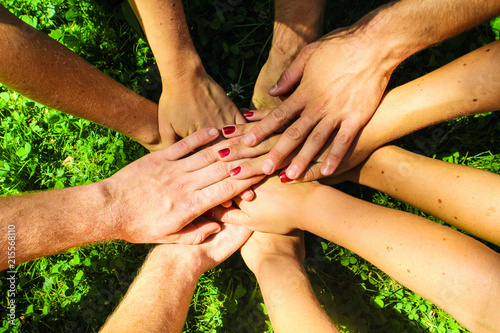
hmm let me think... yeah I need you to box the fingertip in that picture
[208,127,219,137]
[268,84,278,95]
[242,132,257,146]
[239,188,254,201]
[320,162,336,177]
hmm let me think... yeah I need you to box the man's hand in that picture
[242,25,395,180]
[103,128,262,244]
[159,67,246,142]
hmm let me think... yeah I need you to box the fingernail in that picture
[286,165,298,179]
[279,170,293,183]
[321,164,334,176]
[243,133,256,146]
[218,148,230,158]
[202,210,214,218]
[230,166,241,176]
[208,128,219,136]
[243,111,254,118]
[222,125,236,135]
[261,159,274,174]
[269,84,278,94]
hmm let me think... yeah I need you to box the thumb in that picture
[268,45,313,97]
[211,206,249,228]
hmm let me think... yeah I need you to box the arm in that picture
[0,129,262,270]
[216,40,500,181]
[251,0,325,109]
[101,223,252,333]
[0,5,166,150]
[128,0,245,139]
[214,175,500,332]
[241,0,500,179]
[241,231,338,333]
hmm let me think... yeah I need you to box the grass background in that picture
[0,0,499,332]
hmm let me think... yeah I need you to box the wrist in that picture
[158,51,205,84]
[252,254,303,278]
[148,245,204,280]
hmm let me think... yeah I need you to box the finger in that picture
[238,188,254,201]
[230,149,296,180]
[259,114,318,175]
[221,200,233,208]
[284,119,335,180]
[241,96,304,147]
[321,120,361,176]
[202,223,253,264]
[268,45,314,97]
[242,108,273,121]
[211,206,250,228]
[217,134,280,161]
[196,175,264,214]
[191,158,252,190]
[159,220,222,245]
[165,128,219,161]
[221,123,258,138]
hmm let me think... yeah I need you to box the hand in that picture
[158,67,246,144]
[241,25,395,180]
[240,230,305,274]
[103,128,263,244]
[213,176,320,234]
[152,223,253,275]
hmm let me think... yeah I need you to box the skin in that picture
[240,0,500,179]
[216,40,500,182]
[101,223,252,333]
[128,0,246,140]
[214,146,500,332]
[0,129,263,271]
[241,231,339,333]
[0,4,164,150]
[250,0,326,110]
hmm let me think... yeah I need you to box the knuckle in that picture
[222,179,237,196]
[199,149,217,164]
[304,166,319,181]
[309,131,325,145]
[174,140,190,157]
[336,132,352,145]
[284,126,302,141]
[271,108,287,123]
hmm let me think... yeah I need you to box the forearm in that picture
[0,182,115,270]
[353,146,500,245]
[271,0,325,60]
[297,185,500,332]
[355,40,500,155]
[101,246,201,333]
[254,257,338,333]
[0,5,161,149]
[357,0,500,69]
[129,0,203,80]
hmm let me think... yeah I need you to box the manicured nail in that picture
[230,166,241,176]
[222,125,236,135]
[279,170,293,183]
[243,133,256,146]
[208,128,219,136]
[218,148,230,158]
[321,163,334,176]
[261,159,274,174]
[243,111,254,118]
[286,165,298,179]
[202,210,214,218]
[269,84,278,94]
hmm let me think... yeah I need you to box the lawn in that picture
[0,0,499,332]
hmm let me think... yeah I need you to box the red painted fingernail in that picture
[218,148,230,158]
[222,126,236,135]
[279,170,293,183]
[202,210,214,218]
[230,166,241,176]
[243,111,254,118]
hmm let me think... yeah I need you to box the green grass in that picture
[0,0,499,332]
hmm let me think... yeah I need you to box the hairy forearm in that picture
[353,146,500,245]
[0,182,115,270]
[254,257,338,333]
[297,186,500,332]
[101,246,201,333]
[0,5,161,149]
[129,0,202,79]
[358,0,500,69]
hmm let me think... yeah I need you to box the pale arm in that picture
[101,223,252,332]
[241,232,338,333]
[0,5,166,150]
